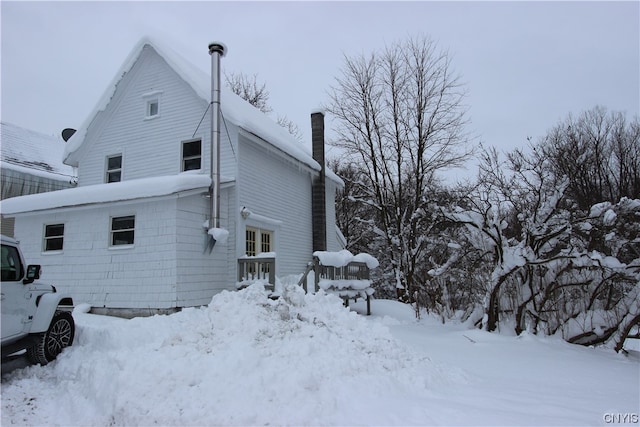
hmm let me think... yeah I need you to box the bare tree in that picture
[225,72,272,113]
[276,115,303,143]
[225,72,303,142]
[327,35,472,301]
[440,143,640,351]
[540,106,640,210]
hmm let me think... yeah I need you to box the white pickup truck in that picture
[1,234,75,365]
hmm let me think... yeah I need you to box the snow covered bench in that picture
[299,250,379,315]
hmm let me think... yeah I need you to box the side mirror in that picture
[23,265,41,284]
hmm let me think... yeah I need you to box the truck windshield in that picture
[1,244,24,282]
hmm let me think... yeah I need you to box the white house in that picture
[0,37,344,317]
[0,122,77,236]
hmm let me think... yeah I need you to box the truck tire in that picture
[26,311,75,365]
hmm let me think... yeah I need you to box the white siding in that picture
[13,198,179,309]
[237,133,314,277]
[175,186,236,307]
[10,41,344,308]
[75,45,236,187]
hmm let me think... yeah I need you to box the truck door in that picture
[1,243,30,342]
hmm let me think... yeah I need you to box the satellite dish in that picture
[61,128,76,142]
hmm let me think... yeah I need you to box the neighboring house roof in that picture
[1,121,76,182]
[0,173,212,215]
[63,36,342,185]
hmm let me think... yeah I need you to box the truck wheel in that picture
[27,311,75,365]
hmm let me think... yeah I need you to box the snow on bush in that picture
[1,284,454,426]
[602,209,617,226]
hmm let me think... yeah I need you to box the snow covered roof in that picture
[0,173,211,215]
[1,122,76,182]
[63,36,342,186]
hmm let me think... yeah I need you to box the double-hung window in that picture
[110,216,135,246]
[245,227,273,256]
[106,155,122,183]
[245,226,274,280]
[182,139,202,171]
[44,224,65,251]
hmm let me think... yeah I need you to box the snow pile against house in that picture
[4,288,638,426]
[1,285,456,426]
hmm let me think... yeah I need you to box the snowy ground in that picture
[2,283,639,426]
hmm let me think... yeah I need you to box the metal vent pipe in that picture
[208,42,226,230]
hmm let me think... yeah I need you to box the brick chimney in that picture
[311,111,326,252]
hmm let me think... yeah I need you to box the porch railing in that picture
[237,256,276,291]
[298,256,373,315]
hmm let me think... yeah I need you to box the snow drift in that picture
[1,284,455,426]
[2,284,639,426]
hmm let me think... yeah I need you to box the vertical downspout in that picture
[208,42,226,230]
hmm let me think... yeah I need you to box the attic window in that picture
[147,99,159,118]
[142,90,163,120]
[182,139,202,171]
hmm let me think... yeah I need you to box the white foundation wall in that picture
[13,198,179,310]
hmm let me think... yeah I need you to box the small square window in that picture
[110,216,135,246]
[44,224,64,251]
[106,155,122,183]
[182,139,202,171]
[147,99,159,117]
[142,91,163,120]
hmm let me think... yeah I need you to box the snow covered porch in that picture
[299,250,379,315]
[235,250,379,314]
[237,253,276,291]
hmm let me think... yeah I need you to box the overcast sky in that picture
[1,1,638,178]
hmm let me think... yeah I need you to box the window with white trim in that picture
[146,98,159,118]
[261,231,271,254]
[181,139,202,171]
[110,215,135,246]
[106,155,122,183]
[142,90,162,120]
[245,227,273,256]
[44,224,64,251]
